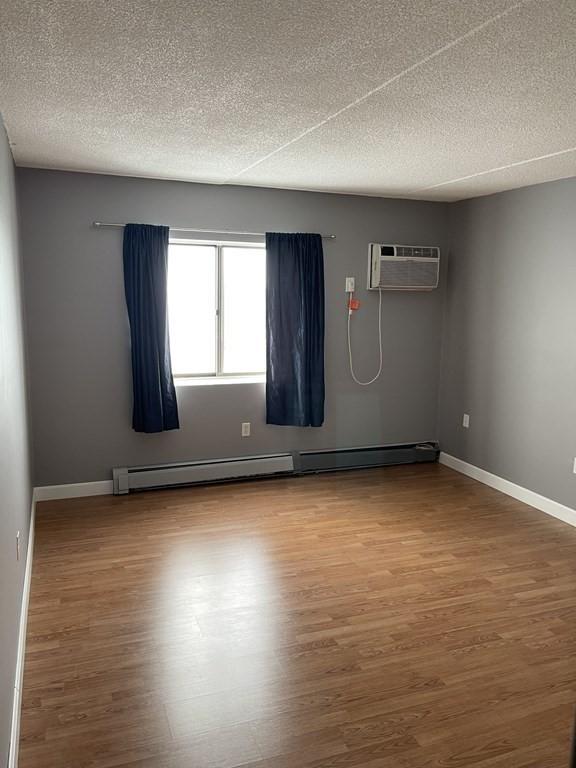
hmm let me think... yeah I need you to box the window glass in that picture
[168,244,217,375]
[221,247,266,374]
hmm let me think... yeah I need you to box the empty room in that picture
[1,1,576,767]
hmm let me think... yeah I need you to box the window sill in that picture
[175,375,266,387]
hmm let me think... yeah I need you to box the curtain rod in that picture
[93,221,336,239]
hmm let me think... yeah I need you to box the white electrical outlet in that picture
[573,457,576,474]
[345,277,355,293]
[462,413,470,428]
[241,422,251,437]
[16,531,20,561]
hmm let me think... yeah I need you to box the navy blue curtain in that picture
[265,232,325,427]
[123,223,179,433]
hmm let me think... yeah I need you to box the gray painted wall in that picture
[8,162,576,768]
[0,119,31,765]
[439,178,576,509]
[18,169,448,486]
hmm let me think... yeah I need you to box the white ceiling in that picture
[0,0,574,201]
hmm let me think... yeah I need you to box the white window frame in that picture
[169,238,266,383]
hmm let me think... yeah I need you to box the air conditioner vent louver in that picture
[395,245,438,259]
[368,243,440,290]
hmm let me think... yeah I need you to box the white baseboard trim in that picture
[439,452,576,529]
[8,492,36,768]
[34,480,113,501]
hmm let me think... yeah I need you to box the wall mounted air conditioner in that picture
[368,243,440,290]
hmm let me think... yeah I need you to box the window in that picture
[167,241,266,379]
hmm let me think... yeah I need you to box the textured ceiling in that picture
[0,0,574,201]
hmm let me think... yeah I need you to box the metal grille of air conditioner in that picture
[378,259,439,289]
[395,245,439,260]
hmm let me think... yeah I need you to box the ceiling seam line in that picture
[223,0,531,183]
[408,145,576,193]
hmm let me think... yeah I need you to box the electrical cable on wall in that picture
[347,288,383,385]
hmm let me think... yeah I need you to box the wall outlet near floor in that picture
[573,457,576,474]
[241,422,251,437]
[16,530,20,561]
[345,277,355,293]
[462,413,470,428]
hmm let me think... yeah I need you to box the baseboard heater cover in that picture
[113,443,438,494]
[297,442,439,474]
[113,453,294,494]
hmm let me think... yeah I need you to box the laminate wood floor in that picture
[20,464,576,768]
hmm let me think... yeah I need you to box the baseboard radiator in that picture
[297,442,438,473]
[112,442,438,495]
[113,454,294,495]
